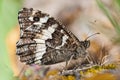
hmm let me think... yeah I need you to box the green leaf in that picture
[116,0,120,8]
[96,0,120,34]
[0,0,22,79]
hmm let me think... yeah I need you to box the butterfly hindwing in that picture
[16,8,88,65]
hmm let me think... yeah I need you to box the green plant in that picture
[0,0,22,79]
[96,0,120,44]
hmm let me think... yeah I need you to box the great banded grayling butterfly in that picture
[16,8,92,65]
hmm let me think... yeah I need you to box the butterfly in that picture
[16,8,90,65]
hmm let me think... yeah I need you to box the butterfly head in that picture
[80,40,90,49]
[80,32,100,49]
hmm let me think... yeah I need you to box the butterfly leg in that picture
[64,54,74,70]
[73,54,90,70]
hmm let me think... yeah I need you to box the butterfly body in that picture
[16,8,90,65]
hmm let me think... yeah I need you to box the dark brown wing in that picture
[16,8,88,65]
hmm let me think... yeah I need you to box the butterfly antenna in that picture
[85,32,100,40]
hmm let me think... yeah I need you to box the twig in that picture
[61,65,97,76]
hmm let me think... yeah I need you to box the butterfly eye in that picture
[33,16,40,22]
[85,40,90,48]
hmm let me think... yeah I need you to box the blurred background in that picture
[1,0,120,80]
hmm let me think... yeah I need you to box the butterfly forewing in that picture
[16,8,88,65]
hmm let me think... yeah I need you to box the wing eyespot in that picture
[33,16,40,22]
